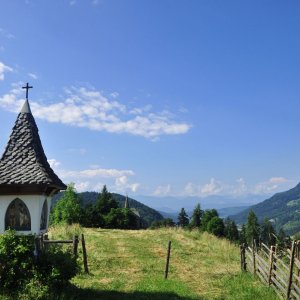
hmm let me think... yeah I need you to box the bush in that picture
[0,230,34,290]
[0,230,79,297]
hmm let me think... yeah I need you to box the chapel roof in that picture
[0,98,67,192]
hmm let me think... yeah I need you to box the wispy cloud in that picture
[0,28,14,39]
[48,158,140,193]
[28,73,38,80]
[0,84,191,140]
[181,176,293,198]
[0,62,13,80]
[153,184,172,196]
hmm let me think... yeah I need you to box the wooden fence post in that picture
[252,240,256,275]
[81,234,89,274]
[268,245,275,286]
[240,244,246,271]
[164,241,171,279]
[286,241,296,300]
[73,235,79,257]
[43,234,48,251]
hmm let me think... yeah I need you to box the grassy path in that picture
[62,228,278,300]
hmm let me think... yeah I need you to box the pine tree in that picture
[224,218,239,242]
[240,224,247,245]
[177,208,189,227]
[96,185,118,215]
[245,210,260,246]
[190,203,203,228]
[260,218,276,246]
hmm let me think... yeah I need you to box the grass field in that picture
[45,226,278,300]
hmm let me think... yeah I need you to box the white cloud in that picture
[181,176,292,198]
[0,85,191,140]
[153,184,172,196]
[75,181,91,192]
[269,177,289,184]
[0,28,14,39]
[110,92,119,99]
[69,0,76,5]
[0,62,13,80]
[47,159,139,193]
[200,178,224,196]
[28,73,38,80]
[48,158,61,169]
[253,177,290,195]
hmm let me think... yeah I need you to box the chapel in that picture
[0,83,66,234]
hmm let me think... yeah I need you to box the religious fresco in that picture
[5,198,31,231]
[40,199,48,230]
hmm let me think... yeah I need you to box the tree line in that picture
[151,205,289,247]
[50,184,140,229]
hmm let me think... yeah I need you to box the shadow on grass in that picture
[57,284,200,300]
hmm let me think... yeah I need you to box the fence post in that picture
[73,235,79,257]
[164,241,171,279]
[240,244,246,271]
[81,234,89,274]
[268,245,275,286]
[286,241,296,300]
[43,234,48,251]
[252,240,256,275]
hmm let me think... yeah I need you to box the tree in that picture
[190,203,203,228]
[207,216,225,237]
[224,218,239,242]
[177,208,189,227]
[277,228,287,251]
[245,210,260,246]
[105,208,137,229]
[260,218,276,246]
[81,203,104,227]
[50,184,82,225]
[96,185,119,215]
[202,209,219,231]
[240,224,247,245]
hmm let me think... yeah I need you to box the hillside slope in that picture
[231,183,300,235]
[52,191,164,227]
[47,226,277,300]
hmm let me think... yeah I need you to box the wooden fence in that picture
[241,241,300,299]
[35,233,89,273]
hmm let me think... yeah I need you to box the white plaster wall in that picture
[0,195,52,235]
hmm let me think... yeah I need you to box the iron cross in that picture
[22,82,33,100]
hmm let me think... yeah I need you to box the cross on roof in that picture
[22,83,33,100]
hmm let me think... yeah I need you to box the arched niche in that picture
[5,198,31,231]
[40,199,48,230]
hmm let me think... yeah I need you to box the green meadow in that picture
[40,226,278,300]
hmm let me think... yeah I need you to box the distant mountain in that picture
[217,206,249,218]
[136,195,265,212]
[230,183,300,235]
[52,191,164,227]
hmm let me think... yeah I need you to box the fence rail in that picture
[241,241,300,299]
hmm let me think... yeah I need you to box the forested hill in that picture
[230,183,300,235]
[52,191,164,227]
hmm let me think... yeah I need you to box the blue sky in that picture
[1,1,300,208]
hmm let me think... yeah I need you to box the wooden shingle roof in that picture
[0,100,66,193]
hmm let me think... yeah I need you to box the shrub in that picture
[0,230,34,290]
[0,230,79,297]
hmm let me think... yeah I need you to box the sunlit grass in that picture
[68,228,278,299]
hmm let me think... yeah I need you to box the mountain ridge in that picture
[230,183,300,235]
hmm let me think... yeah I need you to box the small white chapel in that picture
[0,83,66,234]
